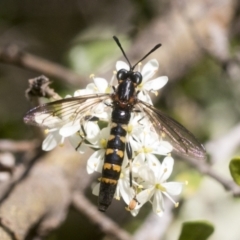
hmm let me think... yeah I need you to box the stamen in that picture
[100,139,107,148]
[162,191,178,206]
[143,146,152,153]
[155,183,166,191]
[44,129,49,134]
[115,187,121,200]
[158,167,168,181]
[44,128,58,134]
[153,90,158,96]
[89,74,95,79]
[127,125,133,134]
[137,62,142,72]
[59,137,65,147]
[109,71,116,86]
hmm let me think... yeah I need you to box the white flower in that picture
[86,127,109,174]
[135,156,183,217]
[35,58,183,217]
[133,131,173,166]
[42,129,64,151]
[116,59,168,104]
[75,75,113,96]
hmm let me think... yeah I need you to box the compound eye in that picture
[117,69,129,81]
[131,71,142,85]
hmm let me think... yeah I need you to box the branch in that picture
[0,147,89,240]
[72,192,133,240]
[0,45,82,86]
[0,139,39,153]
[182,156,240,196]
[133,199,177,240]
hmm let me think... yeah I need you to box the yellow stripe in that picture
[103,163,112,170]
[112,164,121,172]
[120,136,126,143]
[116,149,124,158]
[106,148,114,155]
[103,163,121,172]
[121,124,127,131]
[101,178,117,184]
[109,135,115,140]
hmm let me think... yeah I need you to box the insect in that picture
[24,36,206,212]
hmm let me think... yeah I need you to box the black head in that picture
[116,69,142,86]
[113,36,161,86]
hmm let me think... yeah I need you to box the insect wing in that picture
[24,93,110,128]
[138,100,206,160]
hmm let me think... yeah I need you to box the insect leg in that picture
[126,141,133,187]
[75,115,99,151]
[126,195,140,211]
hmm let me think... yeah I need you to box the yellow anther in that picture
[155,183,166,192]
[105,86,112,93]
[100,139,107,148]
[89,74,95,78]
[143,146,152,153]
[44,129,49,134]
[127,125,133,133]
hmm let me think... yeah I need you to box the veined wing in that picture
[138,100,206,160]
[24,93,111,128]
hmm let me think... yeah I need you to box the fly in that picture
[24,36,206,212]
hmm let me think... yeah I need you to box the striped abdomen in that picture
[98,108,130,212]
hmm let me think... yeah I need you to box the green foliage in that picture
[178,221,214,240]
[229,157,240,185]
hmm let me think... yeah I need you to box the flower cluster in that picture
[39,59,184,217]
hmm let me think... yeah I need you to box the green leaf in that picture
[229,157,240,185]
[178,221,214,240]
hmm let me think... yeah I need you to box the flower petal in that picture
[153,141,173,155]
[146,153,161,172]
[143,76,168,91]
[158,156,174,182]
[136,187,154,208]
[116,61,129,71]
[141,59,159,81]
[92,182,100,196]
[84,121,100,140]
[138,166,156,184]
[137,91,153,104]
[59,122,80,137]
[152,191,164,217]
[42,132,61,151]
[162,182,183,195]
[87,150,104,174]
[93,77,108,93]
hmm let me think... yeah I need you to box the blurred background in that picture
[0,0,240,239]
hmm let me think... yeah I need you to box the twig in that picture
[182,157,240,196]
[0,139,40,153]
[0,45,82,86]
[72,192,133,240]
[133,199,176,240]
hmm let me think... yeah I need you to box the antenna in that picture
[113,36,161,71]
[131,43,161,70]
[113,36,132,69]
